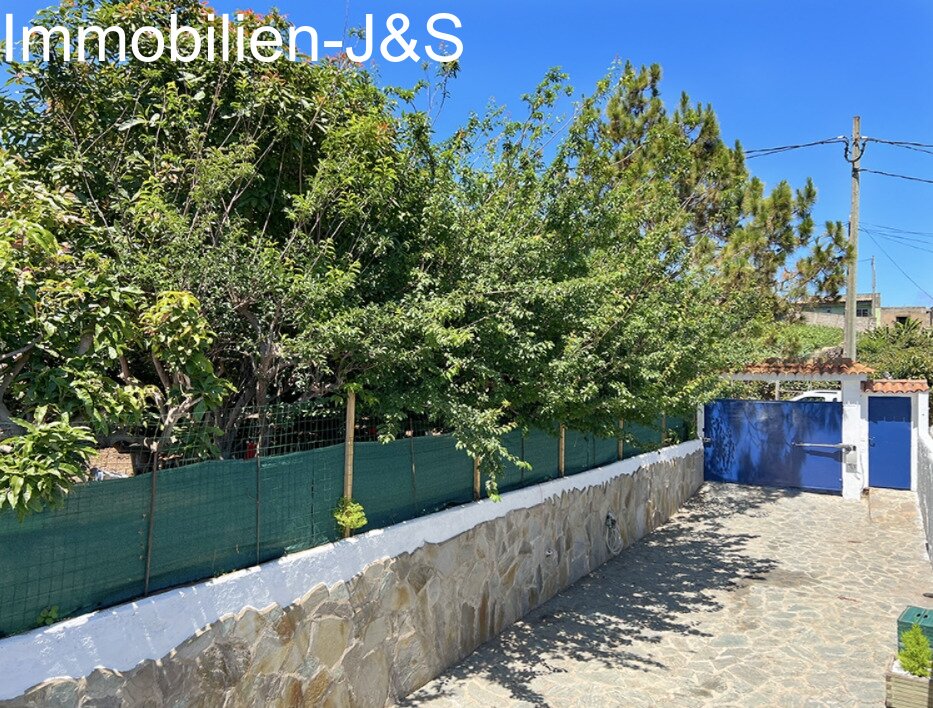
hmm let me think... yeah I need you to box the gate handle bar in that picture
[704,438,856,453]
[793,442,856,452]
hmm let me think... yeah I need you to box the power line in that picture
[860,168,933,185]
[876,235,933,252]
[864,137,933,150]
[737,131,933,304]
[863,229,933,246]
[865,232,933,302]
[883,240,933,255]
[861,221,933,237]
[862,226,933,242]
[863,230,933,255]
[744,137,846,159]
[742,135,933,185]
[863,137,933,157]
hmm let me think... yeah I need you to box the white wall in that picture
[920,392,930,434]
[916,422,933,563]
[912,393,922,491]
[842,380,866,499]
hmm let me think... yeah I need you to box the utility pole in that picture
[844,116,862,360]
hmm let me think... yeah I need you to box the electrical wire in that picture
[860,168,933,185]
[864,233,933,302]
[863,230,933,247]
[864,137,933,152]
[741,134,933,182]
[874,143,933,157]
[874,231,933,248]
[859,226,933,246]
[863,230,933,255]
[744,137,847,159]
[863,138,933,157]
[728,134,933,294]
[862,221,933,238]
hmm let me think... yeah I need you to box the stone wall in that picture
[2,444,703,707]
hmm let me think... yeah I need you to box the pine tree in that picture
[600,62,851,312]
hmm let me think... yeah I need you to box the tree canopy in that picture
[0,0,850,512]
[860,321,933,389]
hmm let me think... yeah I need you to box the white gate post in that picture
[911,390,926,492]
[841,378,867,500]
[920,392,931,494]
[920,391,930,433]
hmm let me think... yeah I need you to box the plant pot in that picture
[887,656,933,707]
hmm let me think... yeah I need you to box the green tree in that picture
[1,1,851,502]
[860,322,933,416]
[1,0,437,428]
[860,321,933,382]
[600,62,850,310]
[0,148,227,511]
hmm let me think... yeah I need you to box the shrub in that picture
[0,411,96,519]
[899,624,932,678]
[333,497,367,536]
[37,606,60,627]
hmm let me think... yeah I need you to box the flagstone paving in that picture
[402,483,933,707]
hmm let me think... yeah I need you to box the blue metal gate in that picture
[868,396,912,490]
[704,399,843,493]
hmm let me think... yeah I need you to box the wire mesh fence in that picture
[0,402,693,638]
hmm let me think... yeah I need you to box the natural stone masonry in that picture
[406,484,933,707]
[2,449,702,707]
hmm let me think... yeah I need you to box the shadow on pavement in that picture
[402,483,788,706]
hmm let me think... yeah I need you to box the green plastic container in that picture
[897,606,933,651]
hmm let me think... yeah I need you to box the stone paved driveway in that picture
[403,483,933,707]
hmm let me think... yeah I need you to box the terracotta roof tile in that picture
[862,379,929,394]
[742,358,875,376]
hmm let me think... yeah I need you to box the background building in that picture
[800,293,931,330]
[881,307,933,328]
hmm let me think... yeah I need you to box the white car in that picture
[788,390,841,403]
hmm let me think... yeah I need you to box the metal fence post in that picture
[559,424,566,477]
[473,457,481,500]
[343,390,356,538]
[408,416,417,501]
[661,414,668,445]
[143,464,158,596]
[254,408,265,565]
[617,419,625,461]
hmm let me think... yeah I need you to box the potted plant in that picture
[886,624,933,707]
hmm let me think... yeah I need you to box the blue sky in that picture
[5,0,933,305]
